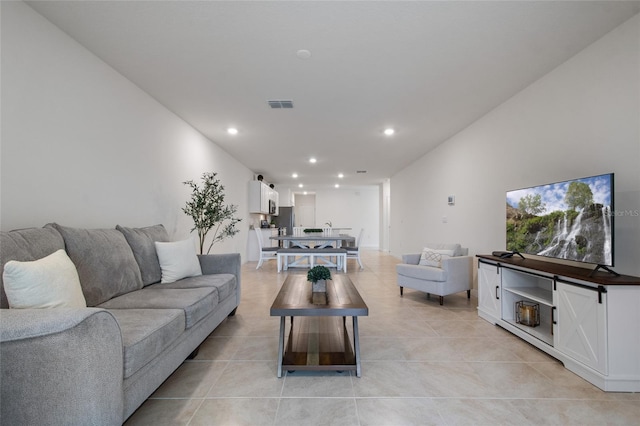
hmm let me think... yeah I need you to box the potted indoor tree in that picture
[182,172,242,254]
[307,265,332,304]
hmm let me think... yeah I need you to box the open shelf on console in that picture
[503,286,552,306]
[500,266,555,345]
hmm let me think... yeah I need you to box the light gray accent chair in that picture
[0,223,241,425]
[396,243,472,305]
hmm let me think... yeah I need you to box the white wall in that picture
[1,2,254,256]
[281,186,380,249]
[391,14,640,277]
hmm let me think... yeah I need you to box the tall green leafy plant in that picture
[182,172,242,254]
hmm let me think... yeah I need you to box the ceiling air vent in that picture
[268,99,294,109]
[356,170,367,174]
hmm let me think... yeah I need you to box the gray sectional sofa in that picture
[0,223,241,425]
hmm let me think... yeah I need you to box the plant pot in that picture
[312,279,328,305]
[312,279,327,293]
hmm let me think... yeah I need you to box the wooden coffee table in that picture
[270,274,369,377]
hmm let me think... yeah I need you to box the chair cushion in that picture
[49,224,143,307]
[107,308,185,378]
[396,263,447,282]
[98,287,217,329]
[156,274,237,302]
[116,224,169,286]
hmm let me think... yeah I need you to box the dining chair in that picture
[255,228,278,269]
[346,228,364,270]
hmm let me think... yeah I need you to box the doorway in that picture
[294,194,316,227]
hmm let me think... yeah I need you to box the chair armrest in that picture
[401,253,421,265]
[441,256,473,288]
[198,253,241,305]
[1,308,124,425]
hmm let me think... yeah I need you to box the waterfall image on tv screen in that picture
[506,173,614,266]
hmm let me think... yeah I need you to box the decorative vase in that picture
[312,279,328,305]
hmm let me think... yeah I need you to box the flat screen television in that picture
[506,173,614,269]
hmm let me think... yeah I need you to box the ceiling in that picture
[26,1,640,191]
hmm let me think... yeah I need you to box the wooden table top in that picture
[270,274,368,317]
[476,254,640,285]
[270,235,355,242]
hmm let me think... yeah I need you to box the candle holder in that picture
[516,301,540,327]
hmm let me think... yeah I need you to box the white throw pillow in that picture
[419,247,456,267]
[419,248,443,267]
[155,238,202,283]
[3,249,87,309]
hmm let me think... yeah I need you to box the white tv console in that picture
[477,255,640,392]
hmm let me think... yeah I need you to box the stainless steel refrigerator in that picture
[274,206,294,237]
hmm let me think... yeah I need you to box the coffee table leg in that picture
[277,316,285,378]
[353,316,361,377]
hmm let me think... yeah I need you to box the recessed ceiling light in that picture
[384,128,395,136]
[296,49,312,59]
[227,127,238,135]
[338,173,344,179]
[309,158,317,164]
[292,173,298,178]
[303,191,308,195]
[298,184,304,188]
[334,184,340,188]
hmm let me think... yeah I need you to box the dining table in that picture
[269,234,355,249]
[269,233,356,270]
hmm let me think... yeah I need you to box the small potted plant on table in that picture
[307,265,332,305]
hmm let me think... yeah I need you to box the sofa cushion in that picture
[116,224,169,286]
[155,238,202,283]
[155,274,237,302]
[106,308,185,378]
[0,227,65,309]
[3,249,87,309]
[396,263,447,282]
[48,224,143,307]
[98,287,217,329]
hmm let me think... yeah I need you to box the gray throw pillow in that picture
[116,224,169,286]
[47,224,143,306]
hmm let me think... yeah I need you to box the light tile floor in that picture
[125,250,640,425]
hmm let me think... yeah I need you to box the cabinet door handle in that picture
[495,286,500,300]
[552,306,557,325]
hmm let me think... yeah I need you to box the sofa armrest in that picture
[401,253,421,265]
[198,253,241,305]
[1,308,124,425]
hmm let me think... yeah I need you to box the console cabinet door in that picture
[555,281,607,375]
[478,262,501,321]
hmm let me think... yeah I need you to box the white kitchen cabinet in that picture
[249,181,278,214]
[476,255,640,392]
[278,188,295,207]
[270,189,279,216]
